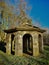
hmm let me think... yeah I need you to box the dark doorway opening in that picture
[23,34,33,55]
[11,34,15,55]
[38,34,42,53]
[0,41,6,53]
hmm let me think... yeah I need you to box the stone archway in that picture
[23,34,33,55]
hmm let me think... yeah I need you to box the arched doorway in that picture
[23,34,33,55]
[38,34,42,53]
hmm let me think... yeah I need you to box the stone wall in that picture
[5,31,43,57]
[6,34,11,55]
[14,31,43,56]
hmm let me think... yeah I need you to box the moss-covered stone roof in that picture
[4,25,46,33]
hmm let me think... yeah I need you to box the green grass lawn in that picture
[0,45,49,65]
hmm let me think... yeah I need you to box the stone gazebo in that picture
[4,22,45,56]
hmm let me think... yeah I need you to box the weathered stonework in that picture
[4,24,45,57]
[6,34,11,55]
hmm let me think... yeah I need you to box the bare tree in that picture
[0,0,32,29]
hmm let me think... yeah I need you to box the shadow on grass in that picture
[0,62,5,65]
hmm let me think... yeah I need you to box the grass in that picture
[44,45,49,51]
[0,45,49,65]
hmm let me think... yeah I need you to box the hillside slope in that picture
[0,45,49,65]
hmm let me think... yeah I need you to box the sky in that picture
[10,0,49,28]
[1,0,49,29]
[28,0,49,29]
